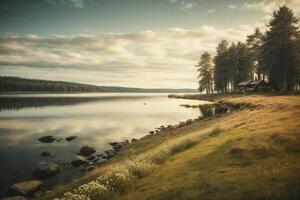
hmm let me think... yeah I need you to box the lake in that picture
[0,93,207,196]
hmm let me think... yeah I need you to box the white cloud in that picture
[180,2,197,10]
[0,25,257,88]
[208,9,216,13]
[238,0,300,13]
[228,4,237,10]
[45,0,90,8]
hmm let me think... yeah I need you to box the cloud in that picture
[0,25,257,88]
[45,0,90,8]
[228,4,237,10]
[180,2,197,10]
[237,0,300,13]
[208,9,216,14]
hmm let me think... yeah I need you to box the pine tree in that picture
[214,40,229,93]
[195,52,213,94]
[260,6,300,91]
[247,28,265,80]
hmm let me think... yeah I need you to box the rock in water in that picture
[41,151,51,157]
[80,145,96,156]
[3,196,28,200]
[38,136,56,143]
[65,136,77,142]
[71,156,89,167]
[32,162,59,178]
[9,180,42,197]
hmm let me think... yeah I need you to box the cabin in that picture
[238,80,270,92]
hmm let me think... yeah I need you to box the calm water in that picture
[0,93,207,195]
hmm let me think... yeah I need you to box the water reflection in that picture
[199,104,231,118]
[0,93,204,196]
[0,95,155,111]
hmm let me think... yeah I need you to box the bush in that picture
[209,128,221,137]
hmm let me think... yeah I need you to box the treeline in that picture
[196,6,300,94]
[0,76,110,93]
[0,76,197,93]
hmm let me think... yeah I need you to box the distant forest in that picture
[196,6,300,94]
[0,76,197,93]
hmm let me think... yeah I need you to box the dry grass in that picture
[42,95,300,200]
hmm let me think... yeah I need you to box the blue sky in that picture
[0,0,299,88]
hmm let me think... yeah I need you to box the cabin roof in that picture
[238,80,268,87]
[238,81,251,86]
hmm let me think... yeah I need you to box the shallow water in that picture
[0,93,208,195]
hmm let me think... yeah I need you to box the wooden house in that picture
[238,80,270,92]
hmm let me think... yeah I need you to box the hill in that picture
[0,76,197,93]
[40,94,300,200]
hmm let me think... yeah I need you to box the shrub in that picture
[209,127,221,137]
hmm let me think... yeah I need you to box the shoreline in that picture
[4,94,300,200]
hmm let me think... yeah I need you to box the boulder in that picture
[109,141,128,151]
[38,136,56,143]
[109,142,119,146]
[3,196,28,200]
[186,119,193,125]
[103,149,117,159]
[80,146,96,156]
[178,122,186,128]
[65,136,77,142]
[131,138,138,143]
[41,151,51,157]
[32,162,59,179]
[71,156,89,167]
[148,131,155,135]
[159,125,166,131]
[166,125,176,131]
[87,155,95,161]
[9,180,42,197]
[96,159,107,165]
[56,138,62,142]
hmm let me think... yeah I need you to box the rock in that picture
[109,141,128,151]
[38,136,56,143]
[131,138,138,142]
[3,196,28,200]
[96,159,107,165]
[186,119,193,125]
[103,149,117,159]
[96,154,103,157]
[34,190,52,198]
[56,138,62,142]
[65,136,77,142]
[178,121,186,128]
[166,125,176,131]
[9,180,42,197]
[41,151,51,157]
[159,125,166,131]
[149,131,155,135]
[32,162,59,178]
[113,143,123,151]
[71,156,89,167]
[80,146,96,156]
[87,155,95,161]
[109,142,119,146]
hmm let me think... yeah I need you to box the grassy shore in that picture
[41,94,300,200]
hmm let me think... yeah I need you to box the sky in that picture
[0,0,299,88]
